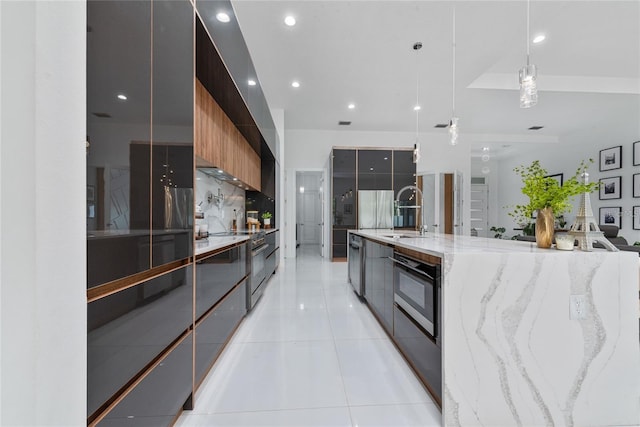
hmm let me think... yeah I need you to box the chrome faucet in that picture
[396,185,427,235]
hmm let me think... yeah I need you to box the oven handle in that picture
[388,256,435,281]
[252,244,270,256]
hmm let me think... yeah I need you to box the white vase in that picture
[264,218,270,226]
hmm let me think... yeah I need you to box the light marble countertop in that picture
[195,235,249,256]
[349,229,612,257]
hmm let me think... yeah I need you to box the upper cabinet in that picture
[195,79,261,190]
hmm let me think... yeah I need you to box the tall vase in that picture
[535,207,554,248]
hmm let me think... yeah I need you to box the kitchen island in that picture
[350,230,640,427]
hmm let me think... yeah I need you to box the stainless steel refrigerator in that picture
[358,190,394,229]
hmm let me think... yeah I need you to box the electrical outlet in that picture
[570,295,588,320]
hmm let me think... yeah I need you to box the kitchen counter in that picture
[195,235,250,256]
[351,230,640,427]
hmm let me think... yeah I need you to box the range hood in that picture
[197,167,255,191]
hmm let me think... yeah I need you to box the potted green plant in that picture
[261,211,272,228]
[509,159,598,248]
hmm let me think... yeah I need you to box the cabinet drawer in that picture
[195,281,247,388]
[393,305,442,402]
[99,333,193,426]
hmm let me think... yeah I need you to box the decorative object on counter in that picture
[568,172,618,251]
[261,211,272,228]
[246,210,260,231]
[510,159,598,248]
[535,207,554,248]
[599,145,622,171]
[556,214,567,229]
[489,226,505,239]
[554,232,575,251]
[232,209,237,232]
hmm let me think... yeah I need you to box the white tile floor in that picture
[176,244,442,427]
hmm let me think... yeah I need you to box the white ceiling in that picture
[230,1,640,154]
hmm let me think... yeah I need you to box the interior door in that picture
[301,190,320,244]
[470,184,489,237]
[454,172,463,235]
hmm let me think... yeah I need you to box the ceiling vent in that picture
[434,123,449,128]
[338,121,351,126]
[528,126,544,130]
[92,112,112,118]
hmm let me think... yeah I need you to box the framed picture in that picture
[599,207,621,228]
[545,173,563,186]
[634,141,640,166]
[87,185,95,201]
[599,145,622,171]
[634,174,640,198]
[634,206,640,230]
[599,176,621,200]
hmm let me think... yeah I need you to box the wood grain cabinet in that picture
[195,79,261,190]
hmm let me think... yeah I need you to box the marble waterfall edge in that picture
[442,251,640,427]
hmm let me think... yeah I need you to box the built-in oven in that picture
[248,234,269,310]
[390,252,440,341]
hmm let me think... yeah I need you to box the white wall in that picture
[285,129,472,236]
[495,128,640,243]
[1,1,86,425]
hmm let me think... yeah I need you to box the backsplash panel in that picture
[195,170,245,233]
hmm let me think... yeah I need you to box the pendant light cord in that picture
[526,0,530,65]
[452,8,456,116]
[414,42,421,140]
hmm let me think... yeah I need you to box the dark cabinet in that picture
[99,333,194,426]
[330,148,416,259]
[87,0,152,283]
[358,150,392,190]
[332,149,356,259]
[87,0,194,287]
[393,150,418,229]
[393,305,442,402]
[88,265,193,418]
[195,281,247,388]
[363,238,394,333]
[196,244,247,319]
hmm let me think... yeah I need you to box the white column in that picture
[0,1,86,425]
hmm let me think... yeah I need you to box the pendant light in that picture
[413,42,422,163]
[519,0,538,108]
[449,8,459,146]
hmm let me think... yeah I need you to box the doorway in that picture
[296,171,324,256]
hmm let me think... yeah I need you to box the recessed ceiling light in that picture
[348,103,355,109]
[248,79,256,86]
[216,12,231,23]
[533,34,546,44]
[384,157,388,160]
[117,94,127,101]
[370,167,374,171]
[413,105,421,111]
[284,15,296,26]
[528,126,544,130]
[434,123,448,128]
[291,81,300,88]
